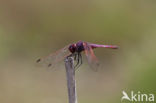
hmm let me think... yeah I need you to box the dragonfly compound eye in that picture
[69,44,76,53]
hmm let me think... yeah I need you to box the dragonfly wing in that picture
[36,44,71,69]
[83,42,100,71]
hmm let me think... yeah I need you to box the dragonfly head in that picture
[69,44,76,53]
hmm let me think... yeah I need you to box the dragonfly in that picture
[36,41,118,71]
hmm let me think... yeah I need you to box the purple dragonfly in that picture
[37,41,118,71]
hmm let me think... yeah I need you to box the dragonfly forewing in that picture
[36,44,71,69]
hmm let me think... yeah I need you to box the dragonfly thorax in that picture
[76,41,84,53]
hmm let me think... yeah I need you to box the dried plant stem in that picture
[65,57,77,103]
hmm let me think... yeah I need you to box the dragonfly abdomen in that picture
[90,44,118,49]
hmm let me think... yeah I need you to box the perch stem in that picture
[65,57,77,103]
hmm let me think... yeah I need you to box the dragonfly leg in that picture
[75,53,83,71]
[67,54,73,58]
[74,53,77,60]
[80,53,82,66]
[74,53,80,68]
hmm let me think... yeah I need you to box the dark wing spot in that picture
[36,59,41,63]
[48,64,52,67]
[96,62,100,66]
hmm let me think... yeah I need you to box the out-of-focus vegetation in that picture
[0,0,156,103]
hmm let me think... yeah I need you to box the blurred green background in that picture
[0,0,156,103]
